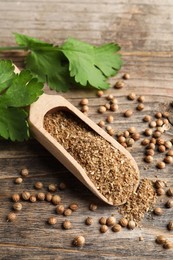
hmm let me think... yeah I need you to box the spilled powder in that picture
[44,110,139,205]
[119,179,156,224]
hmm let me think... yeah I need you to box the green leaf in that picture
[15,33,52,49]
[0,107,29,141]
[0,60,15,93]
[0,70,43,107]
[60,38,122,89]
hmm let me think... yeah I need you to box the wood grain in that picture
[0,0,173,259]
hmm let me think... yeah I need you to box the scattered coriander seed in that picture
[143,115,151,122]
[110,104,119,111]
[165,199,173,208]
[121,142,127,148]
[119,218,128,227]
[156,161,165,169]
[100,225,108,233]
[132,132,141,141]
[137,96,145,103]
[30,195,37,203]
[13,202,22,211]
[167,150,173,157]
[15,177,23,184]
[153,130,161,138]
[155,235,166,245]
[166,188,173,197]
[163,240,173,249]
[106,125,112,131]
[62,220,72,229]
[106,94,114,100]
[167,221,173,231]
[147,143,155,150]
[123,73,130,80]
[59,182,66,190]
[164,141,172,149]
[114,80,124,89]
[64,208,72,216]
[98,106,106,113]
[37,192,45,201]
[48,183,57,192]
[80,98,88,106]
[149,121,157,128]
[136,103,144,111]
[107,128,115,136]
[155,180,165,189]
[118,136,126,143]
[110,98,118,104]
[73,236,85,247]
[144,155,153,163]
[163,111,169,118]
[99,217,107,225]
[145,149,154,156]
[157,127,165,134]
[127,92,136,101]
[127,220,136,230]
[11,193,20,202]
[21,191,30,200]
[126,138,135,147]
[106,115,114,123]
[156,119,163,127]
[158,145,166,153]
[139,236,144,241]
[124,130,130,138]
[128,127,136,134]
[106,216,116,226]
[34,181,43,190]
[52,195,61,205]
[155,112,162,119]
[141,138,150,146]
[7,212,16,222]
[150,137,156,144]
[48,216,57,225]
[112,224,121,232]
[144,128,153,136]
[20,168,29,177]
[46,192,53,202]
[105,103,111,110]
[85,217,93,226]
[163,119,169,125]
[164,156,173,164]
[89,203,97,211]
[156,188,165,196]
[124,109,133,117]
[153,207,163,216]
[97,90,103,97]
[56,204,65,215]
[156,138,165,145]
[69,203,78,212]
[81,105,89,113]
[98,120,105,128]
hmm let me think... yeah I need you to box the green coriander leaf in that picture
[15,33,71,92]
[60,38,122,89]
[0,107,29,141]
[0,70,43,107]
[0,60,15,93]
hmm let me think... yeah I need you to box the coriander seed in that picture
[15,177,23,184]
[126,138,135,147]
[106,94,114,100]
[59,182,66,190]
[73,236,85,247]
[46,192,52,202]
[166,188,173,197]
[153,207,163,216]
[156,138,165,145]
[127,92,136,100]
[11,193,20,202]
[128,127,136,134]
[163,240,173,249]
[137,96,145,102]
[143,115,151,122]
[144,155,153,163]
[63,208,72,216]
[164,141,172,149]
[104,103,110,110]
[106,216,116,226]
[156,119,163,126]
[119,218,128,227]
[80,98,88,106]
[145,149,154,156]
[141,138,150,146]
[106,115,114,123]
[156,188,165,196]
[167,150,173,157]
[131,132,140,141]
[100,225,108,233]
[69,203,78,211]
[155,235,166,244]
[155,112,162,119]
[62,220,72,229]
[162,111,169,118]
[128,220,136,230]
[165,199,173,208]
[110,104,119,111]
[21,168,29,177]
[56,204,65,215]
[98,120,105,128]
[37,192,45,201]
[81,105,89,113]
[34,181,43,190]
[48,183,57,192]
[107,128,115,136]
[99,217,107,225]
[124,109,133,117]
[21,191,30,200]
[89,203,97,211]
[136,103,144,111]
[118,136,126,143]
[98,106,106,114]
[167,221,173,231]
[153,130,161,138]
[52,195,61,205]
[7,212,16,222]
[164,156,173,164]
[110,98,118,104]
[48,216,57,225]
[147,143,155,150]
[149,121,157,128]
[150,137,156,144]
[85,217,93,225]
[114,80,124,89]
[123,73,130,80]
[112,224,121,232]
[30,195,37,203]
[97,90,103,97]
[106,125,112,131]
[155,180,165,189]
[124,130,130,138]
[156,161,165,169]
[144,128,153,136]
[13,202,22,211]
[158,145,166,153]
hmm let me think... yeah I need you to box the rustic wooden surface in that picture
[0,0,173,259]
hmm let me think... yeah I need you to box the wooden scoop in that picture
[29,93,140,205]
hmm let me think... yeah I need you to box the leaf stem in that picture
[0,46,28,51]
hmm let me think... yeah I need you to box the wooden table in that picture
[0,0,173,259]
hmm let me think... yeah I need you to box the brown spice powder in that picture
[119,179,156,224]
[44,111,139,205]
